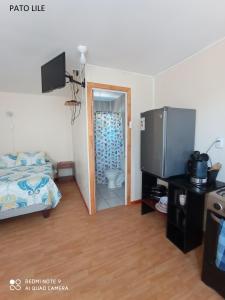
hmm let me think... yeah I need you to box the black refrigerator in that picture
[141,106,196,178]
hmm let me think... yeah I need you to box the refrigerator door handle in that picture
[162,109,167,177]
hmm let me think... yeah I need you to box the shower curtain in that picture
[94,112,124,184]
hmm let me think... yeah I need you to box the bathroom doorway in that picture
[87,83,131,214]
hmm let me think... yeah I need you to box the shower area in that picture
[93,90,126,211]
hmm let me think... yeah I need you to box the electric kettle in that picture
[187,151,209,185]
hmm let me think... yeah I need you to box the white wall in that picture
[87,64,155,202]
[155,39,225,181]
[0,92,73,162]
[71,87,90,209]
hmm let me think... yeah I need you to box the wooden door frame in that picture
[87,82,131,215]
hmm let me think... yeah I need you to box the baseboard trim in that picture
[129,199,142,205]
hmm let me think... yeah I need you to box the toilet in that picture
[105,159,125,189]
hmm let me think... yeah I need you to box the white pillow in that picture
[0,153,17,168]
[16,151,46,166]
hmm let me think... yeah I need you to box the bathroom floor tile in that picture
[96,184,125,211]
[96,198,109,211]
[105,197,124,208]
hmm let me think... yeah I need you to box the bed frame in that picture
[0,204,52,221]
[42,209,51,218]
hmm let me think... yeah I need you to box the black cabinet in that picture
[141,172,158,215]
[166,177,225,253]
[167,183,205,253]
[141,171,225,253]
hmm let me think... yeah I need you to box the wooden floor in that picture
[0,180,222,300]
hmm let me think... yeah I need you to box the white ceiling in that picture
[1,0,225,94]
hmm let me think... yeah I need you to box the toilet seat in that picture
[105,169,125,189]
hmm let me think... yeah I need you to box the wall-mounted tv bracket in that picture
[65,74,85,88]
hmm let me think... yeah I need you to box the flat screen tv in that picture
[41,52,66,93]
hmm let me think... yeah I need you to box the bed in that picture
[0,154,62,220]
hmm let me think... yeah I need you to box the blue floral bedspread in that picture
[0,163,61,212]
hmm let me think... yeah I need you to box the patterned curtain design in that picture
[94,112,124,184]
